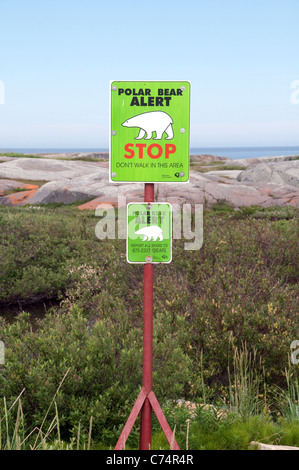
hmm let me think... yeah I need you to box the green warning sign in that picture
[127,203,172,264]
[110,81,190,183]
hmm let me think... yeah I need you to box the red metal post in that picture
[139,183,155,450]
[114,181,180,451]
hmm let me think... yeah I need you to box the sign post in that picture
[112,81,190,450]
[140,183,154,450]
[114,183,179,450]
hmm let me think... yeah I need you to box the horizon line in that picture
[1,145,299,151]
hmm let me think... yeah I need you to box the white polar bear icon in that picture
[122,111,174,140]
[135,225,164,241]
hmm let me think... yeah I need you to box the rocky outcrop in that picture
[0,158,107,181]
[190,154,232,164]
[238,155,299,166]
[250,441,299,450]
[0,156,298,208]
[0,179,39,196]
[27,172,144,206]
[237,160,299,188]
[30,152,109,161]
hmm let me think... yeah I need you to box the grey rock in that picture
[1,155,299,208]
[34,152,109,161]
[204,170,243,179]
[190,154,232,163]
[250,441,299,450]
[28,170,144,205]
[238,155,299,166]
[0,158,105,181]
[0,178,37,194]
[0,157,16,162]
[237,160,299,188]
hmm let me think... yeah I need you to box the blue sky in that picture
[0,0,298,148]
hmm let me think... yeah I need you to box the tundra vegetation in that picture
[0,202,298,450]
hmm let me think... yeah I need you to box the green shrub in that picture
[0,204,298,446]
[0,304,191,446]
[0,207,97,303]
[185,414,279,450]
[279,421,299,446]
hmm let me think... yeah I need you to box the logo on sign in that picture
[134,225,164,241]
[122,111,174,141]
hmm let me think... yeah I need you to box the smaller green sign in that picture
[127,203,172,264]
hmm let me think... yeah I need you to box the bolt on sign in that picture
[127,203,172,264]
[110,81,190,183]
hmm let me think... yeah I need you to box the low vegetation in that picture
[190,163,245,172]
[0,152,108,162]
[0,203,298,449]
[0,153,41,159]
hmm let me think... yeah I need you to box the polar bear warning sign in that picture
[110,81,190,183]
[127,202,172,264]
